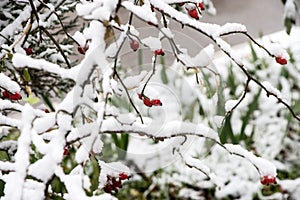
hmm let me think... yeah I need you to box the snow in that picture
[75,146,90,164]
[0,73,21,93]
[192,44,215,67]
[101,118,220,142]
[141,36,162,50]
[0,99,23,111]
[267,43,290,60]
[33,113,56,134]
[163,0,200,4]
[73,31,87,47]
[122,1,158,25]
[215,23,247,37]
[283,0,297,20]
[123,71,148,90]
[225,99,238,112]
[224,144,277,177]
[12,53,77,80]
[262,81,282,99]
[98,161,130,187]
[22,180,45,200]
[215,37,243,66]
[149,0,221,37]
[0,6,31,43]
[76,0,118,21]
[0,161,15,171]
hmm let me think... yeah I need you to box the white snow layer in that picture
[224,144,277,177]
[12,53,77,80]
[0,73,21,93]
[122,1,158,25]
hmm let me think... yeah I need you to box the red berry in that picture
[104,184,113,193]
[78,46,86,55]
[275,56,287,65]
[24,48,33,55]
[119,172,129,180]
[63,147,69,155]
[198,2,205,10]
[188,9,199,20]
[130,40,139,51]
[154,49,165,56]
[112,178,122,188]
[138,93,143,100]
[9,93,21,100]
[2,91,10,99]
[44,108,50,113]
[143,98,152,107]
[150,99,162,106]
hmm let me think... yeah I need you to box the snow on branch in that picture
[12,53,77,80]
[101,117,220,142]
[224,144,277,178]
[0,73,21,94]
[122,1,158,26]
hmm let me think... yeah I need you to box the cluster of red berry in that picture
[138,93,162,107]
[1,91,22,100]
[260,175,277,185]
[103,172,130,193]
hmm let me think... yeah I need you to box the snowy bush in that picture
[0,0,299,199]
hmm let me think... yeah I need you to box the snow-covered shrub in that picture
[0,0,299,199]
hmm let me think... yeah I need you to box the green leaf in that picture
[23,95,40,105]
[284,17,294,35]
[23,68,31,82]
[42,94,55,112]
[249,42,258,62]
[239,89,261,141]
[160,56,168,84]
[219,113,237,144]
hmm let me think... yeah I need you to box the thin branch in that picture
[222,78,251,124]
[141,55,157,95]
[40,27,72,69]
[114,72,144,124]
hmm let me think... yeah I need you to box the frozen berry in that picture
[44,109,50,113]
[112,178,122,188]
[104,184,113,193]
[154,49,165,56]
[2,91,10,99]
[138,93,143,100]
[188,9,199,20]
[260,175,277,185]
[130,40,139,51]
[9,93,21,100]
[24,48,33,55]
[119,172,129,180]
[78,46,85,55]
[143,98,152,107]
[198,2,205,10]
[150,99,162,106]
[78,45,89,55]
[63,147,69,155]
[275,56,287,65]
